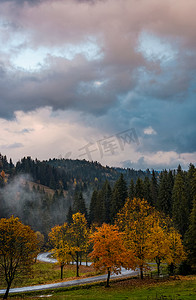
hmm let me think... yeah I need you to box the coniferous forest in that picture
[0,153,196,273]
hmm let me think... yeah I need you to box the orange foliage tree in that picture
[0,216,38,299]
[89,223,135,287]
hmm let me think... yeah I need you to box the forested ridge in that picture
[0,153,196,275]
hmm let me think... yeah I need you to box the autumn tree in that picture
[89,223,135,287]
[49,223,72,279]
[148,215,171,275]
[68,213,89,277]
[116,198,155,279]
[0,216,38,299]
[35,231,45,251]
[167,227,186,275]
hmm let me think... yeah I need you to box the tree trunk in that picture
[156,257,161,276]
[106,268,111,287]
[140,266,143,279]
[76,252,79,277]
[86,253,88,266]
[3,283,11,300]
[60,264,64,280]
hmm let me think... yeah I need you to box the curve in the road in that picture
[0,252,139,295]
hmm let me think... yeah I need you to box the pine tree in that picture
[185,198,196,268]
[172,171,189,237]
[101,180,112,223]
[158,170,171,215]
[143,177,152,205]
[150,170,158,207]
[128,179,135,200]
[167,170,174,214]
[186,164,196,214]
[110,174,128,222]
[89,190,98,224]
[73,191,87,219]
[135,177,144,199]
[66,206,73,224]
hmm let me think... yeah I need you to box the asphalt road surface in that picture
[0,252,139,295]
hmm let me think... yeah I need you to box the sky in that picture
[0,0,196,170]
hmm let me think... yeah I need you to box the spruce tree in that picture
[101,180,112,223]
[186,164,196,214]
[66,206,73,224]
[128,179,135,200]
[89,190,98,224]
[73,191,87,218]
[110,174,128,222]
[150,170,158,207]
[135,177,144,199]
[143,177,152,205]
[172,171,189,237]
[185,198,196,268]
[157,170,171,215]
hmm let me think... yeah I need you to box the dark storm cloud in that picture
[0,0,196,158]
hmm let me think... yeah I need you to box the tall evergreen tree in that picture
[186,164,196,214]
[157,170,171,215]
[110,174,128,222]
[185,198,196,268]
[89,190,98,224]
[143,177,152,205]
[150,169,158,207]
[172,171,189,237]
[66,206,73,224]
[128,179,135,200]
[135,177,144,199]
[73,191,87,218]
[101,180,112,223]
[167,170,174,213]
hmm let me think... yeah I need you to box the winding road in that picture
[0,252,139,295]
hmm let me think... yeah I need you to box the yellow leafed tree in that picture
[167,226,186,275]
[49,213,89,278]
[0,216,38,300]
[116,197,156,279]
[68,213,89,277]
[49,223,72,279]
[147,215,171,275]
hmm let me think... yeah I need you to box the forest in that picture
[0,153,195,278]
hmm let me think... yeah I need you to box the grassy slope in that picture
[0,261,96,289]
[3,276,196,300]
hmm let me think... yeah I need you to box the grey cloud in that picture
[1,143,24,149]
[0,0,196,161]
[121,157,189,171]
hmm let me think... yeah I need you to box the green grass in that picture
[4,276,196,300]
[0,261,96,289]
